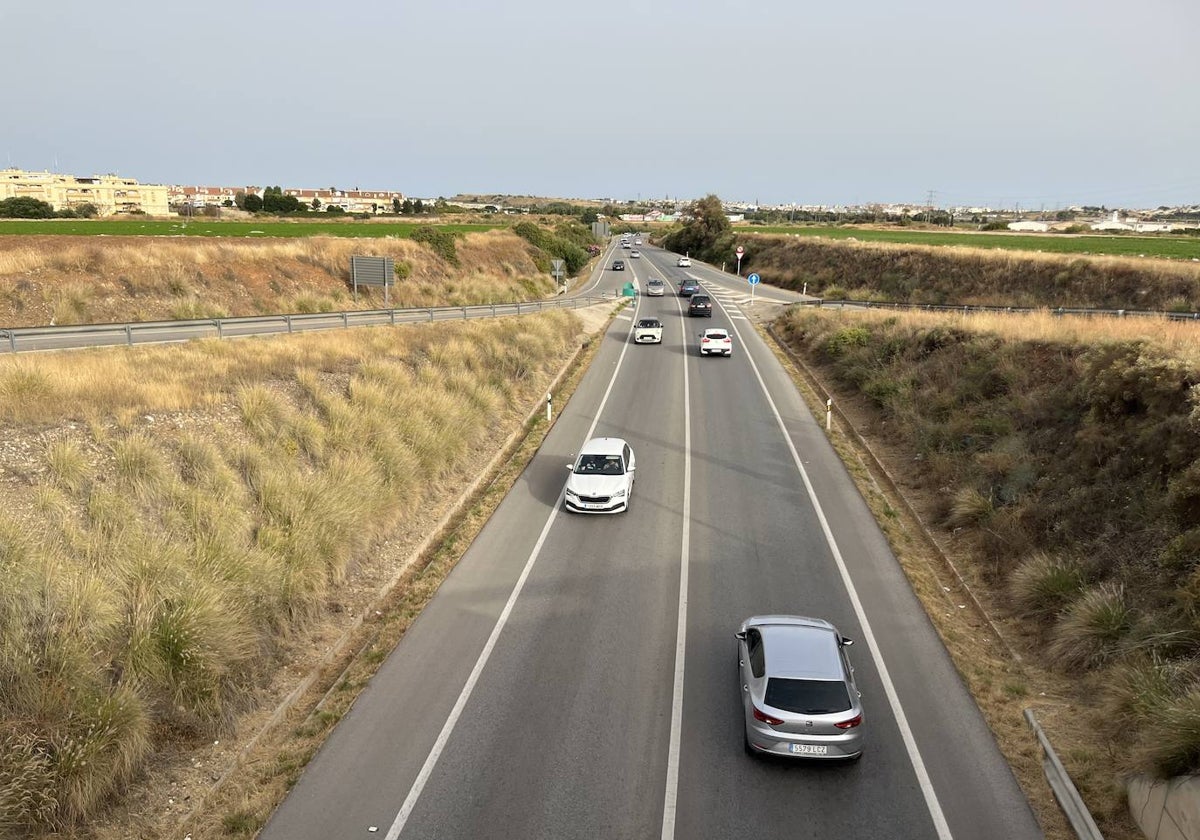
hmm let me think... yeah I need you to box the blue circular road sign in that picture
[747,273,761,285]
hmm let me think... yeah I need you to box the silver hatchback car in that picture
[736,615,864,760]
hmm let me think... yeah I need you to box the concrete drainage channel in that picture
[764,322,1108,840]
[171,302,620,836]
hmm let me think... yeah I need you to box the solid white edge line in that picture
[718,301,954,840]
[659,293,692,840]
[384,294,641,839]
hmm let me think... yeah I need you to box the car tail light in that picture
[752,707,784,726]
[701,338,710,343]
[834,714,862,730]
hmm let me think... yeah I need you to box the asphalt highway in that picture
[258,241,1044,839]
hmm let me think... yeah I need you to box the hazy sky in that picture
[5,1,1198,209]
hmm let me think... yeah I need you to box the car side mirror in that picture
[840,637,854,647]
[566,463,574,470]
[734,631,747,641]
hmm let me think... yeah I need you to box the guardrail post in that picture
[516,303,521,315]
[286,315,293,334]
[342,312,349,328]
[4,330,13,353]
[462,307,467,320]
[215,319,224,339]
[126,325,133,346]
[390,310,396,326]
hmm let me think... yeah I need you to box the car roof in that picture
[579,436,628,456]
[753,619,845,680]
[647,278,664,284]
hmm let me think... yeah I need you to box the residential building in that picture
[0,168,170,216]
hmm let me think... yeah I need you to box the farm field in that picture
[0,219,503,238]
[736,224,1200,260]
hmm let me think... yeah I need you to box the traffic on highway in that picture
[258,239,1043,840]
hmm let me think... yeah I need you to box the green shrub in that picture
[410,226,460,266]
[822,326,870,357]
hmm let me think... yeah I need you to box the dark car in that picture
[679,279,701,297]
[612,260,626,271]
[688,294,713,317]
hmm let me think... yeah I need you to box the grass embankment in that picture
[0,312,583,836]
[773,306,1200,834]
[738,236,1200,311]
[0,230,557,328]
[735,224,1200,261]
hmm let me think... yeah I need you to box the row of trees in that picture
[0,196,98,219]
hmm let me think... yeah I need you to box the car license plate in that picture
[789,744,828,756]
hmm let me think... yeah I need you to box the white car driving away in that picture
[564,437,636,513]
[677,255,691,267]
[699,328,732,356]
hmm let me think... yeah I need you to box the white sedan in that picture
[564,437,636,513]
[699,328,732,356]
[677,256,691,267]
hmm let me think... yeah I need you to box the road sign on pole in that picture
[747,272,760,305]
[735,245,744,277]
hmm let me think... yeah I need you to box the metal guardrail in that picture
[1025,708,1105,840]
[0,295,613,354]
[796,298,1200,322]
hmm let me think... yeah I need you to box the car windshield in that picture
[765,678,851,714]
[637,319,660,328]
[574,454,624,475]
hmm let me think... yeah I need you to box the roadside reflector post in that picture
[826,398,833,431]
[546,392,553,423]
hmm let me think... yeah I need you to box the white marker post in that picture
[826,398,832,431]
[546,392,552,423]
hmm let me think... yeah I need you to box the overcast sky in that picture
[4,1,1198,209]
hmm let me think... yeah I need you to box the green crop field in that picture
[737,225,1200,261]
[0,219,503,238]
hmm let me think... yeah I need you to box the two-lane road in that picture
[259,240,1043,839]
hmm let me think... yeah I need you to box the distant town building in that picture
[167,184,406,214]
[0,168,169,216]
[1007,221,1052,232]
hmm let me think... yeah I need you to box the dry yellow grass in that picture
[0,309,591,835]
[813,305,1200,364]
[0,230,557,327]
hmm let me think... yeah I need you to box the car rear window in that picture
[706,331,727,340]
[691,296,710,303]
[765,678,851,714]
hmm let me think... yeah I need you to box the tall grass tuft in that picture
[1010,552,1086,618]
[946,487,994,529]
[0,728,59,834]
[1139,685,1200,777]
[44,438,91,495]
[1049,583,1136,670]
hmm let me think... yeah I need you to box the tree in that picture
[392,197,402,214]
[581,209,599,225]
[234,191,247,210]
[414,199,425,215]
[401,198,415,215]
[312,197,321,211]
[243,193,263,212]
[0,197,56,218]
[661,194,731,262]
[325,204,346,214]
